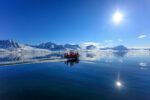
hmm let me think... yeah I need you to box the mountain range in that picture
[0,40,138,52]
[0,40,81,52]
[0,40,20,51]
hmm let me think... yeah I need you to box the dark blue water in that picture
[0,50,150,100]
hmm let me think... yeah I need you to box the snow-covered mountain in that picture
[0,40,145,52]
[35,42,80,51]
[35,42,102,51]
[36,42,65,51]
[20,45,51,53]
[0,40,20,50]
[0,40,81,52]
[112,45,128,51]
[0,40,51,53]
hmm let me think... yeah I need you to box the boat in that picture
[64,51,79,60]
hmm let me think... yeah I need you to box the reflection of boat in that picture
[64,51,79,60]
[65,58,79,66]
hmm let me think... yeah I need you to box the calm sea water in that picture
[0,50,150,100]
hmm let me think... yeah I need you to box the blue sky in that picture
[0,0,149,47]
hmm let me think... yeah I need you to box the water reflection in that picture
[32,53,64,59]
[113,51,127,57]
[65,59,79,67]
[0,52,63,62]
[0,50,150,66]
[80,51,128,63]
[80,51,102,61]
[0,54,21,62]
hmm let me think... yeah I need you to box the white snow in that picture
[19,44,51,52]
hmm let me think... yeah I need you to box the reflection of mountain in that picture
[113,51,128,57]
[80,51,102,61]
[126,50,150,57]
[32,53,64,59]
[86,53,95,58]
[0,52,63,63]
[80,51,128,62]
[0,55,20,62]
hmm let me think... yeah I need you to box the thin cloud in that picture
[138,35,147,39]
[106,43,113,47]
[118,39,123,42]
[104,40,113,43]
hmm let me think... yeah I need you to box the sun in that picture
[113,11,123,24]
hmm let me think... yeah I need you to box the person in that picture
[64,51,79,58]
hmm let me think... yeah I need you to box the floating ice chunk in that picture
[139,62,147,67]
